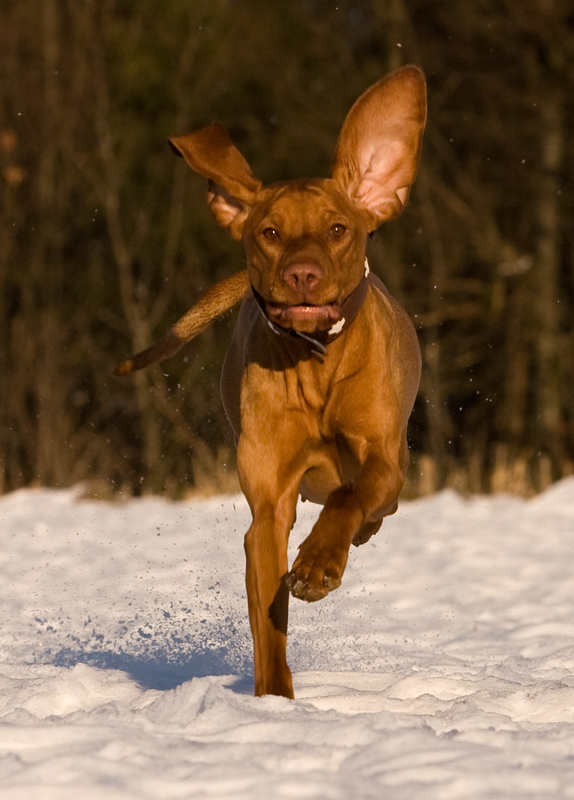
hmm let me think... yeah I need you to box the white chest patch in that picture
[329,317,346,336]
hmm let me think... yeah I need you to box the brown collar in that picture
[252,258,372,359]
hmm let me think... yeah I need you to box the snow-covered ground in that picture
[1,478,573,799]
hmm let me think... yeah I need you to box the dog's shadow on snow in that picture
[51,647,254,694]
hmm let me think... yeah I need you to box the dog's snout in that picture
[281,262,323,292]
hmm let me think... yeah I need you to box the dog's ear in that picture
[331,65,426,230]
[169,123,263,241]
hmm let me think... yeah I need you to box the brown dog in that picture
[115,65,426,698]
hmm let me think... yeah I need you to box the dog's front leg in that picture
[244,513,293,698]
[239,439,302,698]
[287,449,404,603]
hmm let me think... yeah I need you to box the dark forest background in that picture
[1,0,572,498]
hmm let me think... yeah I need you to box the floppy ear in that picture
[169,122,263,241]
[331,65,427,230]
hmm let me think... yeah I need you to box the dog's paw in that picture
[286,544,347,603]
[285,570,340,603]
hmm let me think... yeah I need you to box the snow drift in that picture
[1,479,573,798]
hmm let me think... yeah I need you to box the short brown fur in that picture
[115,66,427,698]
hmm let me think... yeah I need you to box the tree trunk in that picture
[534,79,564,467]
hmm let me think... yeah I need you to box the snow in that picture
[0,479,573,798]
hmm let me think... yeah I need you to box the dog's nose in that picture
[282,262,323,291]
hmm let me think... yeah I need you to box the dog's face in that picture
[241,179,370,334]
[169,66,427,335]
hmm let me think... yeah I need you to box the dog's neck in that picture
[251,258,372,360]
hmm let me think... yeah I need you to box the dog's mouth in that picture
[265,301,341,333]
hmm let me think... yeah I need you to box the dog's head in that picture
[169,66,426,335]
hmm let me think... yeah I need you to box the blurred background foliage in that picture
[1,0,573,497]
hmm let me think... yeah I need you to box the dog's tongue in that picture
[266,303,340,332]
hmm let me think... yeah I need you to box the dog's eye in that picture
[262,227,279,241]
[330,224,347,238]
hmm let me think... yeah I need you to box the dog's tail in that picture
[113,269,249,376]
